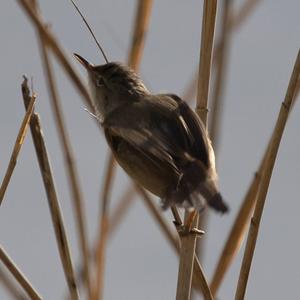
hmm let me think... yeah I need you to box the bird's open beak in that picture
[73,53,93,70]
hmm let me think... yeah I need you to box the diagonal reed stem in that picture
[235,49,300,300]
[17,0,93,111]
[176,1,217,300]
[0,246,42,300]
[21,77,80,300]
[0,266,27,300]
[0,94,35,206]
[108,185,136,236]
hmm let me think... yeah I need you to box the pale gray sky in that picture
[1,1,299,299]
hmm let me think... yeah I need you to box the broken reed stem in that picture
[17,0,93,111]
[35,14,92,300]
[0,266,27,300]
[0,95,35,206]
[235,49,300,300]
[21,77,80,300]
[176,2,217,300]
[92,2,153,298]
[0,246,42,300]
[93,154,116,300]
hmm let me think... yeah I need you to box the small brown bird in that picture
[74,54,228,214]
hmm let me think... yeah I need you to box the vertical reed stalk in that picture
[176,1,217,300]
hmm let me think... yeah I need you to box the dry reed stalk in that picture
[92,2,153,299]
[176,1,217,300]
[0,266,27,300]
[196,0,232,263]
[34,15,92,300]
[74,185,211,295]
[17,0,93,111]
[135,185,179,251]
[209,0,232,147]
[128,0,153,71]
[210,168,262,296]
[21,77,80,300]
[92,154,116,300]
[108,185,135,236]
[0,95,35,206]
[136,186,213,296]
[210,63,300,298]
[0,246,42,300]
[182,0,262,102]
[235,49,300,300]
[229,0,262,29]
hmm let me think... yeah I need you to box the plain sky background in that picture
[1,1,299,299]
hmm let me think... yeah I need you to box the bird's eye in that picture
[96,77,105,87]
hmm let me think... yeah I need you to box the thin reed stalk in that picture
[182,0,262,102]
[135,186,179,251]
[108,185,135,236]
[92,154,116,300]
[0,246,42,300]
[21,77,80,300]
[135,186,213,295]
[176,1,217,300]
[235,49,300,300]
[0,266,27,300]
[229,0,262,29]
[197,0,233,262]
[0,95,35,205]
[209,0,232,147]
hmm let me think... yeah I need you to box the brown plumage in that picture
[74,54,228,213]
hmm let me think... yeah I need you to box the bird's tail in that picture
[164,160,229,213]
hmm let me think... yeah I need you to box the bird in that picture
[74,54,228,215]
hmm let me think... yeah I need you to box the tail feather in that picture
[164,160,229,213]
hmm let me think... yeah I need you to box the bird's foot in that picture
[173,221,205,237]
